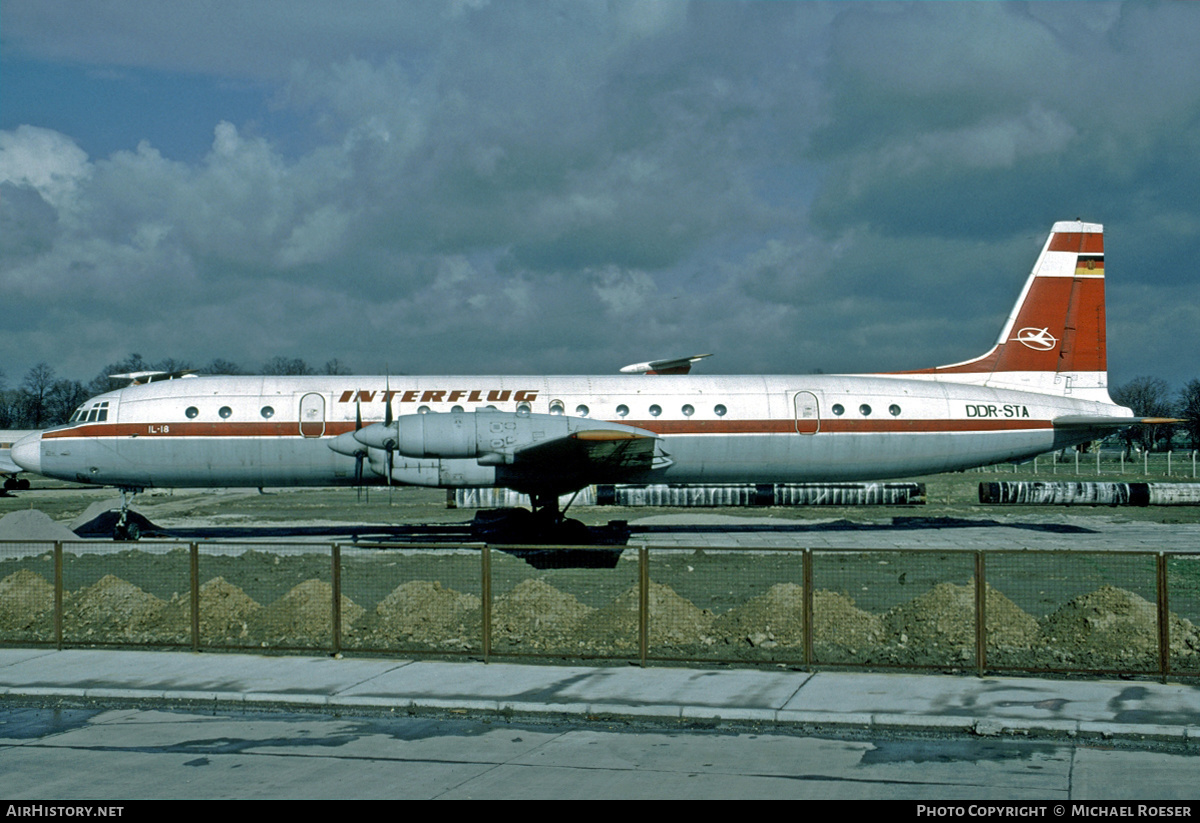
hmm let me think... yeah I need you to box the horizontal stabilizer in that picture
[1052,415,1184,429]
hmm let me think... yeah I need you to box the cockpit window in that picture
[73,401,110,424]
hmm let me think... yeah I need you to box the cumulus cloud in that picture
[2,1,1199,388]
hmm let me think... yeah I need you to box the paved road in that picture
[2,648,1199,800]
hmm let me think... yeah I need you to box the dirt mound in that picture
[0,569,56,636]
[1040,585,1200,669]
[247,579,365,646]
[349,579,481,649]
[163,576,262,643]
[0,510,80,542]
[812,590,884,660]
[714,582,806,648]
[491,578,594,651]
[883,583,1041,662]
[63,574,175,642]
[579,581,714,650]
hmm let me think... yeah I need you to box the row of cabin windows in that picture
[184,406,275,419]
[176,402,732,420]
[831,403,902,417]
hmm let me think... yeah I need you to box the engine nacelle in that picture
[384,456,497,488]
[394,410,590,463]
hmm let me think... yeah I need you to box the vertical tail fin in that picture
[899,221,1109,400]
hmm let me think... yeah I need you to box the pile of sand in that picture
[63,574,176,642]
[0,569,56,637]
[578,581,715,650]
[246,579,364,647]
[162,576,262,643]
[0,510,80,542]
[490,578,595,651]
[713,582,806,648]
[347,580,481,650]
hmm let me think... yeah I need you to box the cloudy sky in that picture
[3,1,1199,391]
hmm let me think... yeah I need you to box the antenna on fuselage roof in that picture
[109,369,197,386]
[619,354,712,375]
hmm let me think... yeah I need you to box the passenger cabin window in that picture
[186,407,199,419]
[714,404,727,417]
[219,406,233,419]
[576,404,590,417]
[616,404,629,418]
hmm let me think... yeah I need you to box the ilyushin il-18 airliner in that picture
[12,221,1166,539]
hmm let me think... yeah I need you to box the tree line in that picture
[2,355,1199,451]
[1111,376,1200,453]
[0,354,352,429]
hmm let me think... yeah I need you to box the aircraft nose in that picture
[10,432,42,474]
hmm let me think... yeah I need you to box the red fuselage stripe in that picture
[44,418,1055,440]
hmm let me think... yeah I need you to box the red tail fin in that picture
[898,221,1109,398]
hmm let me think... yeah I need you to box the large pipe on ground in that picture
[979,482,1200,506]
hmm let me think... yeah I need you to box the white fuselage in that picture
[14,372,1128,490]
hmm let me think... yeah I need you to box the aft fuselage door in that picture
[793,390,820,435]
[299,392,326,438]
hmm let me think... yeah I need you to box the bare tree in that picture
[1178,379,1200,451]
[323,358,352,375]
[202,358,244,375]
[1112,376,1175,453]
[262,357,316,376]
[17,363,57,427]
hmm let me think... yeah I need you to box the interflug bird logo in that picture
[1015,327,1058,351]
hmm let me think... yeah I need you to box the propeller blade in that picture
[354,452,363,502]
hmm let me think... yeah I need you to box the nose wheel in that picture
[113,487,143,541]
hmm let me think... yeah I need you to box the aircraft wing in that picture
[503,423,671,493]
[514,429,664,472]
[1052,415,1184,429]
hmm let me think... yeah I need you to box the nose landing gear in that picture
[113,487,144,541]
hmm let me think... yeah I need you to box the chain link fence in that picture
[3,539,1199,678]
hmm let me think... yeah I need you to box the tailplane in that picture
[898,221,1110,400]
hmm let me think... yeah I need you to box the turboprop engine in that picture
[328,409,662,487]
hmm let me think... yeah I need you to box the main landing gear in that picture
[470,491,592,545]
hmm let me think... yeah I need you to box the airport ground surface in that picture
[2,648,1200,800]
[2,472,1200,800]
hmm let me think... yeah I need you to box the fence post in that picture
[481,545,491,663]
[189,543,200,653]
[1156,552,1170,682]
[803,549,813,667]
[331,544,342,656]
[638,545,649,667]
[975,552,986,677]
[53,541,63,650]
[1167,451,1172,477]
